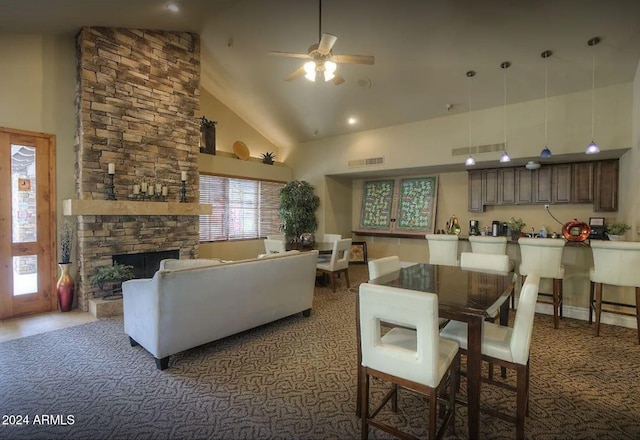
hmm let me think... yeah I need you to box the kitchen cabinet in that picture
[551,164,572,203]
[594,160,619,212]
[572,162,594,203]
[467,159,619,212]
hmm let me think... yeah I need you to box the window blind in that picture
[199,175,285,242]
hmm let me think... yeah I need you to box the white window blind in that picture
[199,175,285,242]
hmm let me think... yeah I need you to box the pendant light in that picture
[499,61,511,163]
[540,50,553,158]
[585,37,601,154]
[465,70,476,166]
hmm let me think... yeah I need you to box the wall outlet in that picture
[544,204,550,210]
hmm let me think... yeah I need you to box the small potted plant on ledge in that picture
[261,152,276,165]
[507,217,526,241]
[89,263,135,300]
[606,222,631,241]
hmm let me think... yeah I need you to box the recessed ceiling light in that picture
[167,2,180,13]
[347,117,357,125]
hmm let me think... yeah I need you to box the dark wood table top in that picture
[369,263,514,321]
[286,241,334,253]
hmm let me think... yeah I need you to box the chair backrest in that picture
[469,236,508,255]
[323,234,342,242]
[590,241,640,287]
[264,239,286,255]
[359,282,441,387]
[425,234,459,266]
[510,273,540,365]
[460,252,510,275]
[368,256,401,280]
[325,238,352,270]
[518,238,565,278]
[266,234,286,242]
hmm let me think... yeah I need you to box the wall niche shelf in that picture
[63,199,211,216]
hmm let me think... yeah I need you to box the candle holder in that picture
[180,181,187,203]
[107,174,117,200]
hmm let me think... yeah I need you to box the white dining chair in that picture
[322,233,342,242]
[589,241,640,343]
[367,256,401,280]
[266,234,286,242]
[425,234,459,266]
[258,239,286,258]
[518,238,565,328]
[358,282,459,439]
[469,236,516,306]
[316,238,352,292]
[440,273,540,440]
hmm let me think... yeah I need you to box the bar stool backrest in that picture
[590,241,640,287]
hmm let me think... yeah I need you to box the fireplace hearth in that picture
[113,250,179,279]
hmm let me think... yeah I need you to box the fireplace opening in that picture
[112,249,179,279]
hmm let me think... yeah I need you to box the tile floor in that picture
[0,310,97,343]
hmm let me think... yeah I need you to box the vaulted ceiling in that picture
[2,0,640,148]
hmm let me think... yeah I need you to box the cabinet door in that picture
[594,160,619,212]
[552,164,572,203]
[482,169,498,205]
[467,170,484,212]
[572,162,594,203]
[515,168,533,204]
[498,168,515,204]
[533,167,552,203]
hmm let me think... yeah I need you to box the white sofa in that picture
[122,250,319,369]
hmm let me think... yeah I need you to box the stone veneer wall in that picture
[75,27,201,311]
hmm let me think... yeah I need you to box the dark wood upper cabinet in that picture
[551,164,572,203]
[533,167,552,204]
[572,162,594,203]
[498,168,515,204]
[594,160,619,212]
[468,170,484,212]
[515,168,533,204]
[482,169,498,205]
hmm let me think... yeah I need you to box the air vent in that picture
[348,156,385,168]
[451,143,505,156]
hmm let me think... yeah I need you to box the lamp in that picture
[499,61,511,163]
[304,61,316,81]
[465,70,476,166]
[323,60,336,81]
[540,50,553,158]
[585,37,601,155]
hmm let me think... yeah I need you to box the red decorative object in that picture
[57,263,75,312]
[562,219,591,242]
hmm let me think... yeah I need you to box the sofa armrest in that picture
[122,276,161,357]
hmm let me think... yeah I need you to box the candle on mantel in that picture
[155,183,162,194]
[181,171,187,182]
[148,185,155,196]
[162,186,168,196]
[133,184,140,195]
[108,163,115,175]
[141,182,148,192]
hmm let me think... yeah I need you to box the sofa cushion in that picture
[159,258,224,271]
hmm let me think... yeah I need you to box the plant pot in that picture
[56,263,75,312]
[608,235,623,241]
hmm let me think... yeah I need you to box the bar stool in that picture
[518,238,565,329]
[469,236,516,307]
[425,234,459,266]
[589,241,640,344]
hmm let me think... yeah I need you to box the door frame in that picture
[0,126,57,319]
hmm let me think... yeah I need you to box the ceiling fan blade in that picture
[332,72,345,85]
[269,51,310,60]
[284,66,306,81]
[332,54,375,65]
[317,33,337,55]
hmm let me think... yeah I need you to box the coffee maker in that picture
[469,220,480,236]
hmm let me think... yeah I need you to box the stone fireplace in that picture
[73,27,202,311]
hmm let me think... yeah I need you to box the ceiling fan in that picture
[269,0,374,85]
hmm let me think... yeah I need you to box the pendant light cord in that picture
[544,56,548,144]
[502,63,508,151]
[318,0,322,42]
[468,74,472,148]
[591,49,595,141]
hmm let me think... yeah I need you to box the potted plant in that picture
[88,263,135,300]
[261,152,276,165]
[278,180,320,244]
[57,218,75,311]
[507,217,526,240]
[606,222,631,241]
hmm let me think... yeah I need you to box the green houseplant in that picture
[607,222,631,241]
[507,217,526,240]
[261,152,276,165]
[278,180,320,243]
[89,263,134,298]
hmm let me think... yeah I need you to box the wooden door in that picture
[0,127,57,319]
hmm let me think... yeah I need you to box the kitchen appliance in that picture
[492,221,500,237]
[469,220,480,236]
[589,217,607,240]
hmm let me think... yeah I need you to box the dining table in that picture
[364,262,515,439]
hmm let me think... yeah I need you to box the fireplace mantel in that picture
[63,199,211,216]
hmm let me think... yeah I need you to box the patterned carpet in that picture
[1,264,639,440]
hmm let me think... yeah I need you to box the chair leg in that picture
[361,369,369,440]
[525,359,531,417]
[344,269,351,289]
[594,282,603,337]
[552,278,560,329]
[516,364,527,440]
[636,287,640,345]
[330,273,337,292]
[559,277,564,318]
[589,281,595,324]
[428,388,437,440]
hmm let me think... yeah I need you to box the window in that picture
[199,174,285,242]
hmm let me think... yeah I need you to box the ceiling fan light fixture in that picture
[304,61,317,81]
[323,61,337,81]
